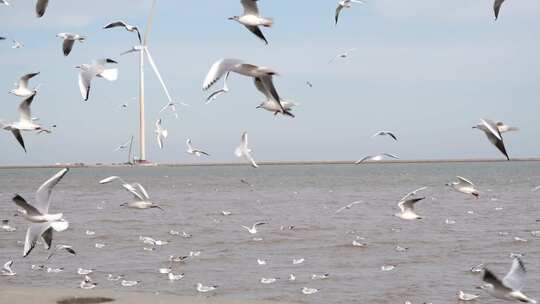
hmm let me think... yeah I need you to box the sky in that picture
[0,0,539,166]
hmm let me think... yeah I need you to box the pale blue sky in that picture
[0,0,539,165]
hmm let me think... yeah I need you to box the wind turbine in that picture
[120,0,174,164]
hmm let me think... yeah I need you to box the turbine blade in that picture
[144,47,173,103]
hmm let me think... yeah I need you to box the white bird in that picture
[473,119,510,160]
[255,96,297,118]
[121,280,140,287]
[479,257,537,303]
[56,33,84,57]
[168,272,184,281]
[335,201,363,213]
[107,274,124,281]
[394,197,425,220]
[12,168,69,257]
[260,277,277,284]
[446,176,480,198]
[257,259,267,265]
[229,0,273,44]
[10,72,40,97]
[1,261,16,276]
[399,186,428,202]
[155,118,168,149]
[80,275,97,289]
[381,265,396,271]
[35,0,50,18]
[311,273,330,280]
[203,58,285,113]
[289,274,296,281]
[335,0,364,25]
[0,0,11,6]
[76,58,118,101]
[329,48,357,63]
[496,121,519,133]
[241,222,266,234]
[458,290,479,301]
[355,153,399,164]
[494,0,506,20]
[186,139,210,157]
[372,131,398,141]
[196,283,217,293]
[99,176,164,211]
[47,244,76,260]
[11,39,23,49]
[235,132,259,168]
[1,220,16,232]
[103,20,141,43]
[205,72,231,103]
[302,287,320,295]
[293,258,305,265]
[77,268,93,275]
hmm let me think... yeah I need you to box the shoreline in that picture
[0,158,538,170]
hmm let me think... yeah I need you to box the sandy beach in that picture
[0,287,300,304]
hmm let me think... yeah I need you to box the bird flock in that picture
[0,0,538,303]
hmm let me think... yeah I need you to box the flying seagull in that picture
[478,257,537,303]
[329,48,357,63]
[11,39,23,49]
[1,92,51,152]
[203,58,286,114]
[235,131,258,168]
[446,176,480,198]
[56,33,84,57]
[10,72,40,97]
[155,118,168,149]
[399,186,428,202]
[1,261,15,276]
[335,0,364,25]
[205,72,231,103]
[13,168,70,257]
[494,0,506,20]
[473,118,510,160]
[103,20,141,43]
[114,137,132,151]
[186,139,210,157]
[254,77,297,117]
[229,0,273,45]
[36,0,50,18]
[335,201,363,213]
[99,176,164,211]
[241,222,267,234]
[372,131,398,141]
[355,153,399,164]
[394,197,425,220]
[75,58,118,101]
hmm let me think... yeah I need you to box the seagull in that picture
[75,58,118,101]
[80,275,97,289]
[168,272,184,281]
[494,0,506,20]
[458,290,479,301]
[229,0,273,44]
[394,197,425,220]
[78,268,93,275]
[260,277,277,284]
[114,138,132,151]
[329,48,357,63]
[372,131,398,141]
[335,0,364,25]
[10,72,40,97]
[103,20,141,43]
[121,280,140,287]
[473,119,510,160]
[47,244,76,260]
[1,220,16,232]
[56,33,84,57]
[289,274,296,281]
[13,168,69,257]
[311,273,330,280]
[479,257,537,303]
[255,78,297,118]
[235,132,259,168]
[203,58,286,113]
[155,118,168,149]
[446,176,480,198]
[241,222,266,234]
[257,259,267,265]
[35,0,50,18]
[11,39,23,49]
[0,0,11,6]
[99,176,164,211]
[335,201,363,213]
[205,72,231,103]
[1,261,15,276]
[399,186,428,202]
[306,81,313,88]
[107,274,124,281]
[355,153,399,164]
[186,139,210,157]
[496,121,519,133]
[159,102,180,119]
[1,93,52,152]
[196,283,217,293]
[302,287,320,295]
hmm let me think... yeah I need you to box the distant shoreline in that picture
[0,158,539,170]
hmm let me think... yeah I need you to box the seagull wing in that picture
[35,0,49,18]
[456,176,475,187]
[383,153,400,159]
[335,5,344,25]
[253,77,271,99]
[245,25,268,44]
[35,168,69,214]
[244,150,259,168]
[11,129,26,152]
[398,197,424,213]
[387,132,398,141]
[241,0,259,15]
[355,156,372,164]
[78,70,93,101]
[203,58,244,90]
[18,93,36,123]
[258,75,284,112]
[494,0,505,20]
[103,20,129,29]
[483,269,511,292]
[23,222,51,257]
[12,195,42,216]
[62,39,75,56]
[481,119,503,141]
[399,186,428,202]
[19,72,39,89]
[503,257,527,291]
[132,183,150,200]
